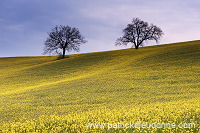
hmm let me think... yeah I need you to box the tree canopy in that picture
[116,18,164,49]
[43,25,87,59]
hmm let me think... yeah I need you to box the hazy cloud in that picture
[0,0,200,57]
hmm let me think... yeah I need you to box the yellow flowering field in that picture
[0,41,199,132]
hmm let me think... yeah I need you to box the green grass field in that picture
[0,40,199,132]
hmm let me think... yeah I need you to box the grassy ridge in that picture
[0,40,199,132]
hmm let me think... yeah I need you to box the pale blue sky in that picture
[0,0,200,57]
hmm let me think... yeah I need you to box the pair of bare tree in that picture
[44,18,164,59]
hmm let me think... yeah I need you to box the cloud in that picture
[0,0,200,57]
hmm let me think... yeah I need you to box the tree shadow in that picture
[55,54,70,60]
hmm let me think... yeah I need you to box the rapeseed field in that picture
[0,40,199,132]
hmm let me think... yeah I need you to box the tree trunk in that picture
[62,48,66,59]
[135,45,139,49]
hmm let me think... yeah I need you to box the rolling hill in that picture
[0,40,199,132]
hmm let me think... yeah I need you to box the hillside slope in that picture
[0,40,199,132]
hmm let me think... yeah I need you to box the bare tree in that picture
[116,18,164,49]
[43,25,87,59]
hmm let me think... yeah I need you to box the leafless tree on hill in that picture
[116,18,164,49]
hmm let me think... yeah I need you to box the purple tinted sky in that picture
[0,0,200,57]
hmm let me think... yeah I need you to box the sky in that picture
[0,0,200,57]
